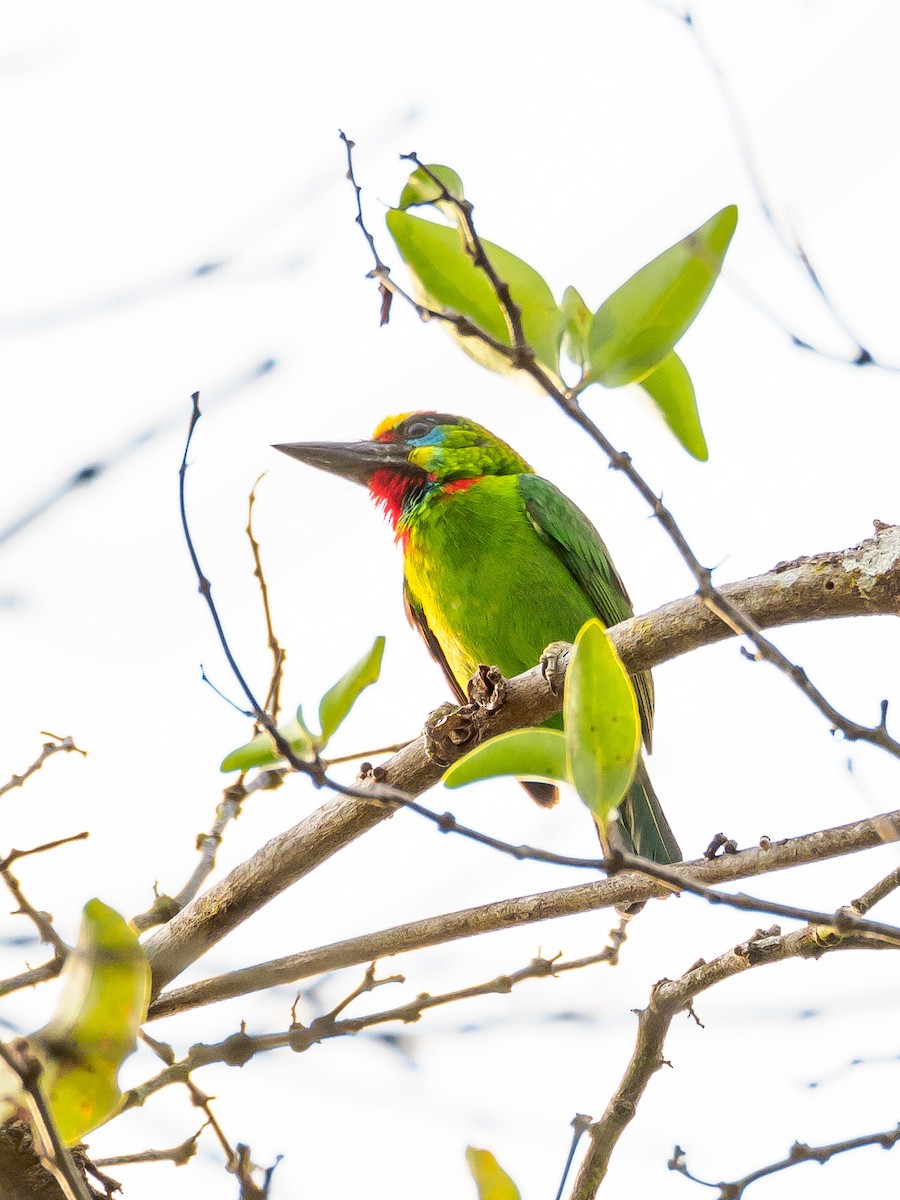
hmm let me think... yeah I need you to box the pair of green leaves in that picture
[221,636,385,772]
[445,620,640,837]
[386,164,738,462]
[0,901,149,1145]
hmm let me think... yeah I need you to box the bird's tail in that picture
[613,757,681,864]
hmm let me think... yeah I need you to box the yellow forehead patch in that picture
[372,413,412,440]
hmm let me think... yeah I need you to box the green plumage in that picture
[276,412,680,865]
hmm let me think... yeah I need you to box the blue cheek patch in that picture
[412,427,446,447]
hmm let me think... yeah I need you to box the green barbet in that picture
[276,412,679,864]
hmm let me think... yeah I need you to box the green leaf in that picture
[443,728,568,789]
[564,619,641,831]
[0,901,151,1144]
[385,208,564,379]
[466,1147,521,1200]
[398,163,465,211]
[560,284,593,370]
[220,709,316,772]
[318,635,385,745]
[588,205,738,387]
[639,351,708,460]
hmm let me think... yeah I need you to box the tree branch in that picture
[148,805,900,1019]
[144,526,900,993]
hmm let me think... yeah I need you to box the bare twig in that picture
[669,1123,900,1198]
[847,866,900,917]
[0,736,86,800]
[180,394,329,795]
[148,807,900,1019]
[246,474,286,723]
[131,771,283,933]
[0,833,89,962]
[93,1123,207,1168]
[135,942,625,1104]
[568,924,899,1198]
[0,959,63,1000]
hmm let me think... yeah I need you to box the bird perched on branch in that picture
[276,412,679,864]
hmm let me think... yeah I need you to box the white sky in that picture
[1,2,899,1197]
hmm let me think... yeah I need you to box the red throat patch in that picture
[369,469,417,534]
[369,472,484,544]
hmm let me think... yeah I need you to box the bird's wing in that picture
[403,582,467,704]
[404,579,559,809]
[518,474,655,749]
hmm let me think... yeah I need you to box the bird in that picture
[275,411,680,864]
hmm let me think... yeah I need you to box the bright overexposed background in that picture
[2,2,899,1196]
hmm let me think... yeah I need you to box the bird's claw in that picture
[423,702,478,767]
[466,664,507,713]
[540,641,571,697]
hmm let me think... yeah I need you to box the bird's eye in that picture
[405,419,432,440]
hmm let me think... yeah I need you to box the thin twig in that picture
[179,393,323,783]
[0,833,88,961]
[847,866,900,917]
[668,1123,900,1198]
[247,473,286,723]
[0,735,86,800]
[93,1123,207,1168]
[131,771,283,932]
[134,941,625,1105]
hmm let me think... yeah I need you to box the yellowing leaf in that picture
[466,1147,521,1200]
[564,619,641,831]
[0,901,150,1145]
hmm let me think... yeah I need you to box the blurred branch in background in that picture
[649,1,900,372]
[0,358,276,552]
[0,106,418,339]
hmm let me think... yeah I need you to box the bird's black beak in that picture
[273,439,416,487]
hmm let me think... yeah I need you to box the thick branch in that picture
[145,527,900,992]
[149,805,900,1019]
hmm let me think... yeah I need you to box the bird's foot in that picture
[540,641,571,697]
[466,664,507,713]
[423,702,479,767]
